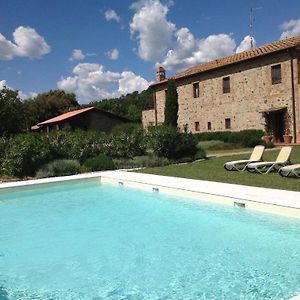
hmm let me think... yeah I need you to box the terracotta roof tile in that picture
[37,106,95,126]
[152,35,300,85]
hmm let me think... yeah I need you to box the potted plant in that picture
[283,128,293,144]
[262,112,273,143]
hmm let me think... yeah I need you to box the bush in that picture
[194,147,207,160]
[107,129,146,158]
[1,134,52,177]
[36,159,81,178]
[196,130,264,148]
[147,126,198,159]
[197,140,241,151]
[113,155,170,169]
[110,123,142,135]
[83,154,115,171]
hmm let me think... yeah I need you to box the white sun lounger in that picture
[247,146,292,174]
[278,164,300,178]
[224,145,265,171]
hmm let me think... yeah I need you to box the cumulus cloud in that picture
[69,49,85,61]
[280,18,300,39]
[130,0,176,61]
[0,26,51,60]
[0,79,37,99]
[236,35,256,53]
[159,29,236,70]
[57,63,150,102]
[107,48,119,60]
[105,9,120,22]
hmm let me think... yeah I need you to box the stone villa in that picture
[142,35,300,143]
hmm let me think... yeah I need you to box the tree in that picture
[24,90,79,128]
[0,86,25,136]
[164,79,178,127]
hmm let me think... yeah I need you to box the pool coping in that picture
[1,170,300,218]
[1,171,300,300]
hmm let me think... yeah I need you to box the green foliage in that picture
[110,122,142,135]
[114,155,170,169]
[24,89,79,128]
[92,89,153,122]
[83,154,115,171]
[164,80,178,127]
[1,134,52,176]
[147,126,198,159]
[197,140,241,151]
[36,160,81,178]
[107,129,146,158]
[0,86,25,136]
[196,130,264,148]
[194,148,207,160]
[48,130,107,163]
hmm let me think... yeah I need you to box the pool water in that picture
[0,179,300,300]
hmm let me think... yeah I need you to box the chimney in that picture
[156,66,166,82]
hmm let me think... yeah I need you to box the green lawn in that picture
[139,147,300,192]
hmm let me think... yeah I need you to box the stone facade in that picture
[143,43,300,143]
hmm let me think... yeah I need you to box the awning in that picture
[259,106,287,113]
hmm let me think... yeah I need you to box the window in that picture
[195,121,200,131]
[271,64,281,84]
[225,118,231,129]
[223,76,230,93]
[193,82,199,98]
[207,122,212,130]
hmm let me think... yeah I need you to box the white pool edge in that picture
[1,170,300,299]
[1,170,300,218]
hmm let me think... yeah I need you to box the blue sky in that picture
[0,0,300,103]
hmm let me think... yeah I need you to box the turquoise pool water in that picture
[0,179,300,300]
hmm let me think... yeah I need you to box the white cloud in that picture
[236,35,256,53]
[130,0,176,61]
[0,26,51,60]
[57,63,150,103]
[159,29,236,71]
[107,48,119,60]
[105,9,120,22]
[0,79,37,99]
[69,49,85,61]
[119,71,149,94]
[280,18,300,39]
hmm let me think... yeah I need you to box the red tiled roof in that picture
[151,35,300,86]
[37,106,95,126]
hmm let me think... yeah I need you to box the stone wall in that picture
[144,50,300,142]
[142,109,155,129]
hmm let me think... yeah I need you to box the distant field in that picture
[139,147,300,192]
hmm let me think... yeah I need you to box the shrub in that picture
[83,154,115,171]
[110,123,142,135]
[36,159,81,178]
[195,130,264,147]
[147,126,198,159]
[197,140,240,151]
[194,147,207,160]
[48,130,107,162]
[1,134,52,177]
[107,129,146,158]
[113,155,170,169]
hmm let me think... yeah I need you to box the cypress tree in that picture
[164,79,178,127]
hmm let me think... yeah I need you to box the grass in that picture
[139,147,300,192]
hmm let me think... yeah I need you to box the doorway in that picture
[264,108,286,143]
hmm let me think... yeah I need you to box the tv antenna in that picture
[249,7,262,50]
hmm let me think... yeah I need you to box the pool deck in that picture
[1,170,300,219]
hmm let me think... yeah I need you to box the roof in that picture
[151,35,300,86]
[37,106,95,126]
[32,106,130,129]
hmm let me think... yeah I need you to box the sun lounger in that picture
[278,164,300,178]
[224,145,265,171]
[247,146,292,174]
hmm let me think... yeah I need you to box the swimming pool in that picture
[0,178,300,299]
